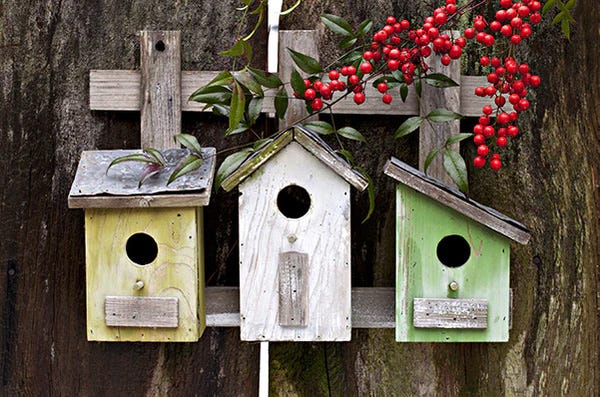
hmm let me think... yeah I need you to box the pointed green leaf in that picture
[424,147,442,173]
[355,166,375,224]
[189,85,232,104]
[423,73,460,88]
[356,19,374,37]
[552,10,565,25]
[287,48,323,74]
[415,80,422,97]
[144,148,166,166]
[247,67,283,88]
[542,0,556,13]
[281,0,302,15]
[290,68,307,95]
[168,155,204,185]
[426,108,464,122]
[337,126,366,142]
[394,116,423,138]
[229,81,246,131]
[233,71,264,96]
[561,17,571,39]
[225,123,250,136]
[247,97,263,125]
[320,13,353,36]
[205,70,233,87]
[445,133,473,146]
[174,133,202,156]
[215,148,254,190]
[443,150,469,193]
[107,153,153,173]
[339,36,358,50]
[139,163,163,188]
[212,104,230,117]
[336,149,355,164]
[303,120,334,135]
[274,87,289,119]
[339,50,363,65]
[219,40,245,57]
[400,84,409,102]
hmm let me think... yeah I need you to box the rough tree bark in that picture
[1,0,598,396]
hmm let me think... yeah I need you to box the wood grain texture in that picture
[413,298,488,329]
[140,31,181,150]
[278,251,308,327]
[238,142,351,341]
[105,296,179,328]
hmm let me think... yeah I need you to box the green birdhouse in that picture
[68,148,215,342]
[383,157,530,342]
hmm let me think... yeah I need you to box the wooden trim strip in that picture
[413,298,488,329]
[105,296,179,328]
[68,192,211,208]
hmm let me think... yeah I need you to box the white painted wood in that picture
[238,142,351,341]
[413,298,488,329]
[105,296,179,328]
[259,341,269,397]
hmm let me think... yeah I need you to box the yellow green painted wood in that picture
[85,207,205,342]
[395,185,510,342]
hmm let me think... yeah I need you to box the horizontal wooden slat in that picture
[91,70,495,117]
[205,286,395,328]
[68,192,211,208]
[105,296,179,328]
[413,298,487,329]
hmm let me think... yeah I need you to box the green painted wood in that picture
[395,184,510,342]
[85,207,205,342]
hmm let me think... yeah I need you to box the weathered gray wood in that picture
[105,296,179,328]
[203,286,394,328]
[419,31,461,184]
[140,31,181,150]
[278,252,308,327]
[383,158,531,244]
[68,193,211,208]
[413,298,487,329]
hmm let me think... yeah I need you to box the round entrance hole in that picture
[155,40,166,51]
[436,235,471,268]
[277,185,311,219]
[126,233,158,265]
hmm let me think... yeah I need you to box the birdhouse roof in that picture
[383,157,530,244]
[220,126,369,192]
[68,147,216,208]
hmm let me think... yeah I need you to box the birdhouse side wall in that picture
[238,142,352,341]
[85,207,203,342]
[395,185,511,342]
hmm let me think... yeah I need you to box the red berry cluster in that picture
[465,0,542,170]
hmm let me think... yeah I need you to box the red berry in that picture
[477,144,490,156]
[311,98,323,111]
[474,18,486,31]
[480,56,490,66]
[319,85,332,100]
[511,17,523,29]
[448,45,462,59]
[441,55,451,66]
[510,34,522,44]
[475,86,486,97]
[328,70,340,80]
[483,34,495,46]
[482,105,493,115]
[485,86,497,96]
[341,66,349,76]
[496,136,508,146]
[490,21,502,32]
[464,27,476,39]
[386,16,397,25]
[518,98,530,110]
[518,6,530,17]
[520,26,532,38]
[400,19,410,30]
[473,124,484,134]
[304,79,312,88]
[347,65,357,75]
[382,93,393,104]
[530,75,541,87]
[420,45,432,57]
[304,88,316,100]
[313,80,323,91]
[474,134,486,145]
[363,51,373,61]
[474,156,486,168]
[507,125,519,137]
[509,93,521,104]
[455,37,467,48]
[495,96,507,107]
[490,158,502,171]
[497,112,510,125]
[483,125,495,137]
[434,12,448,25]
[360,62,373,74]
[500,0,512,8]
[353,92,366,105]
[377,82,388,93]
[501,24,513,37]
[387,59,400,70]
[348,74,360,86]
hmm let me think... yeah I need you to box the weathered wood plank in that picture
[204,287,395,328]
[105,296,179,328]
[69,193,211,208]
[413,298,488,329]
[140,31,181,149]
[278,252,308,327]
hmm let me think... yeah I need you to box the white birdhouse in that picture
[221,126,368,341]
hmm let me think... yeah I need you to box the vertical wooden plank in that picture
[140,31,181,150]
[278,31,319,129]
[419,31,461,184]
[278,251,308,327]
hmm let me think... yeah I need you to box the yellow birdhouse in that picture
[69,148,215,342]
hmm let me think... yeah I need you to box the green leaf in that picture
[253,138,273,151]
[274,87,289,119]
[445,133,473,146]
[415,80,422,97]
[394,116,423,138]
[233,71,263,96]
[290,68,307,95]
[215,148,253,190]
[225,124,250,136]
[303,120,334,135]
[400,84,409,102]
[337,126,366,142]
[139,163,163,188]
[247,67,283,88]
[174,133,203,155]
[219,40,245,57]
[287,48,323,74]
[339,51,363,65]
[212,104,230,117]
[423,73,460,88]
[320,13,354,36]
[356,19,374,37]
[206,70,233,87]
[229,81,246,131]
[281,0,302,15]
[542,0,556,13]
[561,17,571,39]
[339,36,358,50]
[189,85,232,104]
[168,155,203,185]
[443,150,469,193]
[552,10,565,25]
[355,166,375,224]
[144,148,166,166]
[426,108,464,122]
[424,147,442,173]
[247,97,263,125]
[336,149,355,164]
[107,153,154,173]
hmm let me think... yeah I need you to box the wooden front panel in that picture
[413,298,488,329]
[278,252,308,327]
[105,296,179,328]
